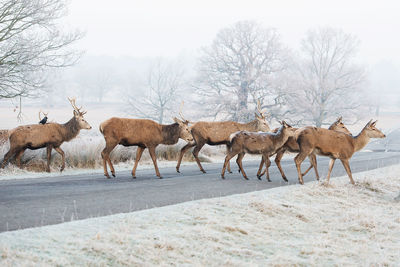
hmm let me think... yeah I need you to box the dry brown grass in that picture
[0,135,214,172]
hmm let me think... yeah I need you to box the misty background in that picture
[1,0,399,129]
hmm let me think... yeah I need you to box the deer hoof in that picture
[132,176,136,179]
[112,173,115,177]
[221,175,225,179]
[158,176,163,179]
[176,169,180,173]
[267,179,271,182]
[257,175,262,180]
[244,177,249,180]
[104,174,110,179]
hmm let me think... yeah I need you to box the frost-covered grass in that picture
[1,165,399,266]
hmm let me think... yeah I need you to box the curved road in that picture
[1,151,400,232]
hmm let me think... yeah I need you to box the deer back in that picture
[9,123,66,149]
[296,127,356,158]
[100,118,165,146]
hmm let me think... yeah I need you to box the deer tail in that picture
[99,122,105,135]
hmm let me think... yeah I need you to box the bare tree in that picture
[0,0,83,100]
[195,20,288,122]
[126,58,186,123]
[287,27,366,127]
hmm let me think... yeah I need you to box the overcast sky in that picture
[67,0,399,66]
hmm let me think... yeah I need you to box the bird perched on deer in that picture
[1,98,92,172]
[38,110,48,124]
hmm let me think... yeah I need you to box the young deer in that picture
[176,101,270,173]
[294,120,385,185]
[1,98,91,172]
[221,121,294,180]
[99,117,193,179]
[256,117,351,181]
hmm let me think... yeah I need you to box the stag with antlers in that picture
[99,114,193,179]
[176,100,270,174]
[1,98,92,172]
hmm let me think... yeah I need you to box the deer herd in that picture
[0,98,386,185]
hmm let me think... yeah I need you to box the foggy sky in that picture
[67,0,400,66]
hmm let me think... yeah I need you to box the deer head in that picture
[68,97,92,130]
[364,120,385,138]
[329,116,351,135]
[254,99,270,131]
[280,120,295,137]
[173,117,193,142]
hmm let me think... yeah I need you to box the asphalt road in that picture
[1,151,400,233]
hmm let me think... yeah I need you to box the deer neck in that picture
[243,120,260,131]
[62,117,81,142]
[161,123,180,145]
[272,126,290,149]
[353,128,370,152]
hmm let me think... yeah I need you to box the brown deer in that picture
[176,101,270,173]
[256,117,352,182]
[99,117,193,179]
[221,121,294,180]
[1,98,92,172]
[294,120,385,185]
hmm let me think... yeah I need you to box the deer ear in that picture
[73,110,79,117]
[255,113,260,119]
[371,120,378,126]
[337,116,342,123]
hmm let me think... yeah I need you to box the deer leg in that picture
[54,147,65,172]
[226,145,233,173]
[256,156,265,178]
[46,145,53,172]
[15,149,26,169]
[176,142,195,173]
[192,141,206,173]
[221,150,238,179]
[340,158,355,185]
[263,155,271,182]
[148,146,162,178]
[236,152,248,180]
[274,148,288,182]
[301,160,314,177]
[325,158,336,184]
[1,146,19,168]
[132,146,145,178]
[294,150,310,185]
[310,154,320,180]
[101,141,117,178]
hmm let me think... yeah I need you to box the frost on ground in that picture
[1,165,400,266]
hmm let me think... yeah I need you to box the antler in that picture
[178,101,186,122]
[176,101,193,124]
[38,110,49,120]
[68,97,87,116]
[256,99,268,119]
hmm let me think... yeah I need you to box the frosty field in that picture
[0,164,399,266]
